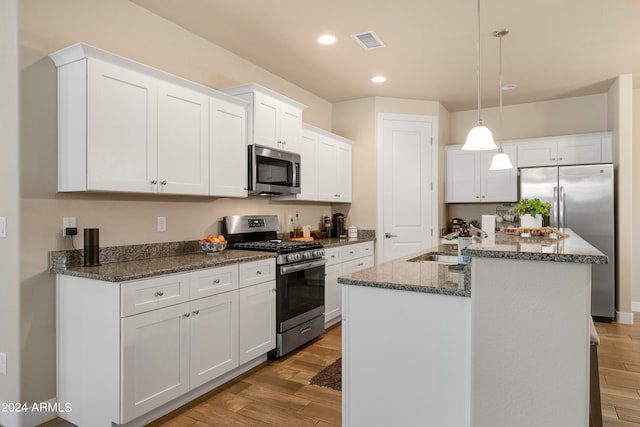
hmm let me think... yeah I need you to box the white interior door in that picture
[380,114,437,262]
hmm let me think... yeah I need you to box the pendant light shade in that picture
[464,121,496,151]
[462,0,497,151]
[489,148,514,170]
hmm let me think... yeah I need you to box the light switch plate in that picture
[0,352,6,375]
[0,217,6,238]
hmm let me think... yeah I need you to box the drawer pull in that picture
[357,263,364,267]
[183,313,190,318]
[256,270,262,275]
[155,291,164,297]
[213,279,220,284]
[192,310,200,316]
[300,325,312,334]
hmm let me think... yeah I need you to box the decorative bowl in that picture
[199,241,227,254]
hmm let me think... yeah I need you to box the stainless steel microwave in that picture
[248,145,301,195]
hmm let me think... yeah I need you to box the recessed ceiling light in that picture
[371,75,387,83]
[317,35,336,45]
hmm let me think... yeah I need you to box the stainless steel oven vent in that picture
[351,31,386,50]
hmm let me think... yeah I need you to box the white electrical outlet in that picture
[62,217,77,236]
[157,216,166,232]
[0,352,6,375]
[0,217,6,238]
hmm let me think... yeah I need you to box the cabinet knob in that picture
[482,195,485,198]
[192,310,199,316]
[558,157,563,161]
[155,291,164,297]
[160,180,167,185]
[213,279,220,284]
[551,157,556,161]
[272,288,277,292]
[282,140,286,145]
[183,313,190,318]
[151,180,158,185]
[256,270,262,275]
[476,196,480,199]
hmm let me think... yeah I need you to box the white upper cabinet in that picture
[296,126,320,200]
[515,132,612,168]
[49,43,247,196]
[317,132,353,203]
[445,143,518,203]
[209,97,248,197]
[221,83,306,153]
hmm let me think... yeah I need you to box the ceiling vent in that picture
[351,31,386,50]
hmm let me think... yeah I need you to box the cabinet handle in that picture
[272,288,277,292]
[476,195,480,199]
[482,195,485,198]
[256,270,262,275]
[213,279,220,284]
[183,313,190,318]
[558,157,563,161]
[282,140,286,145]
[160,180,167,185]
[192,310,199,316]
[150,180,158,185]
[357,263,364,267]
[551,157,556,161]
[155,291,164,297]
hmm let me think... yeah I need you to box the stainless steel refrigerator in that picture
[520,164,615,319]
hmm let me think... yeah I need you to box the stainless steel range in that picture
[223,215,327,358]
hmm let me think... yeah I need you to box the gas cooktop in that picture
[232,239,322,254]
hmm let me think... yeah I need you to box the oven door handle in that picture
[280,258,327,275]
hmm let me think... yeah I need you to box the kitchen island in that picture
[338,229,607,427]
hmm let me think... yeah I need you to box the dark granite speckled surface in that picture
[50,237,376,283]
[338,245,471,298]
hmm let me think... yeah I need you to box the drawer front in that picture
[324,247,342,266]
[121,273,190,317]
[239,258,276,288]
[190,265,239,299]
[342,255,374,275]
[341,241,374,262]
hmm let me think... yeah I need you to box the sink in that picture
[408,252,458,264]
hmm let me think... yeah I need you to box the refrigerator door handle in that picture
[553,186,558,227]
[559,186,565,228]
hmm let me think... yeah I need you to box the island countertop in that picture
[338,244,470,297]
[337,229,607,297]
[462,227,608,264]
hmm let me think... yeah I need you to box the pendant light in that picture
[462,0,497,151]
[489,29,514,170]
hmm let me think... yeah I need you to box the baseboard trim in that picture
[616,310,634,325]
[632,301,640,313]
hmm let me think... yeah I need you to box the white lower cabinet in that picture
[324,242,374,327]
[57,258,275,427]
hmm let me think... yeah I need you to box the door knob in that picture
[385,232,397,238]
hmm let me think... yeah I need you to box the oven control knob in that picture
[314,249,324,257]
[287,253,298,262]
[302,251,311,259]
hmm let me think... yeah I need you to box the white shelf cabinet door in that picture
[444,147,481,203]
[252,92,280,150]
[239,280,276,365]
[278,101,303,153]
[557,134,603,165]
[209,97,248,197]
[480,143,518,202]
[335,140,353,202]
[85,58,158,193]
[516,139,558,168]
[189,291,239,389]
[324,262,342,326]
[296,128,319,200]
[317,136,339,201]
[121,302,190,423]
[156,82,209,195]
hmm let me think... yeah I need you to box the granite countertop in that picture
[462,228,608,264]
[50,237,375,283]
[338,244,470,298]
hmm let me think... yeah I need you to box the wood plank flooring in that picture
[39,316,640,427]
[595,316,640,426]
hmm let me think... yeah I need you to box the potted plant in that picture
[515,198,551,228]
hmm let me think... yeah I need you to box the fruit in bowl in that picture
[199,234,227,254]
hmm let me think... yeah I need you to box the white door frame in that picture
[376,113,439,263]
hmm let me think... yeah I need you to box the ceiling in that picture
[132,0,640,112]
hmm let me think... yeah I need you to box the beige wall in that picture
[0,0,21,420]
[18,0,335,407]
[449,94,608,145]
[633,88,640,309]
[608,75,634,317]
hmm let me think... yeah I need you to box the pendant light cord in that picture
[476,0,482,123]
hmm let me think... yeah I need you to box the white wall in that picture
[0,1,21,426]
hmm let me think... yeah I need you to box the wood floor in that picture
[40,317,640,427]
[595,316,640,426]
